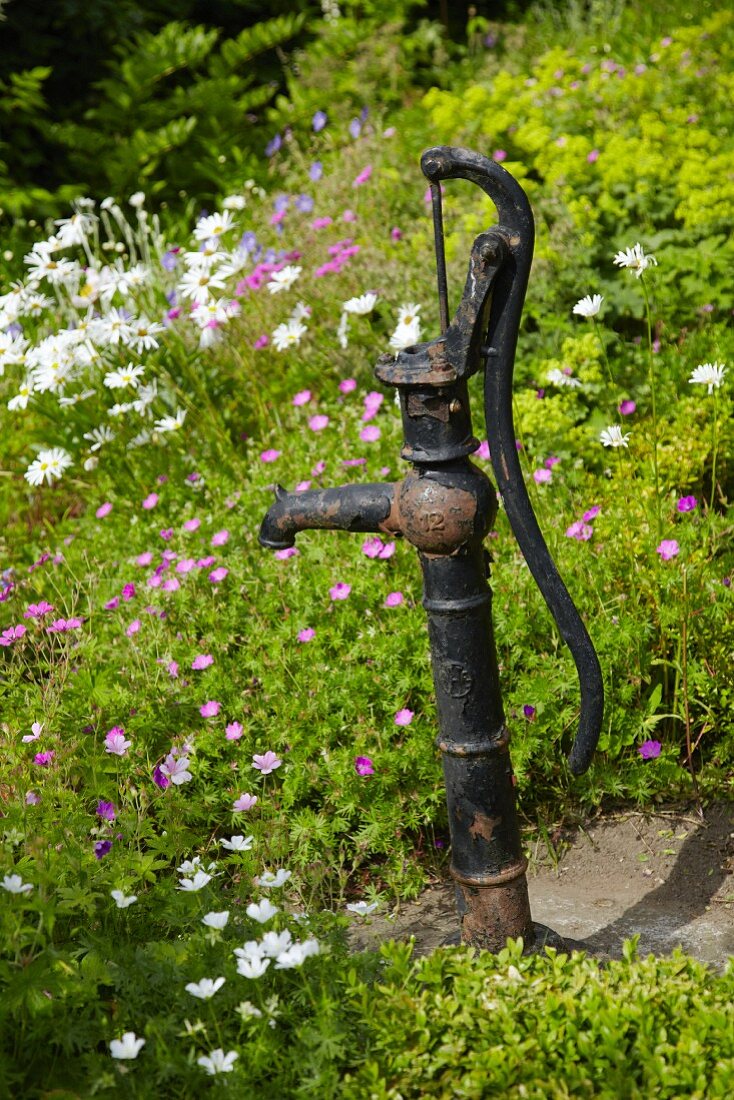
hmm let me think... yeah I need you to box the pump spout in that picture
[258,482,399,550]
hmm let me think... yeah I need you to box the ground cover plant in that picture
[0,0,733,1093]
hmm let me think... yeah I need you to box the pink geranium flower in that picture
[293,390,312,406]
[360,425,381,443]
[225,721,243,741]
[135,551,153,566]
[275,547,299,560]
[252,751,282,775]
[200,700,221,718]
[329,583,351,601]
[211,530,229,547]
[657,540,680,561]
[183,517,201,532]
[384,591,403,607]
[0,624,27,646]
[339,378,357,394]
[309,415,329,432]
[394,708,414,727]
[104,727,132,756]
[142,493,159,510]
[126,619,141,637]
[192,654,214,670]
[297,627,315,643]
[96,502,113,518]
[34,751,54,766]
[233,793,258,811]
[176,559,196,574]
[354,756,374,776]
[24,601,55,619]
[638,739,662,760]
[209,567,229,583]
[260,449,281,463]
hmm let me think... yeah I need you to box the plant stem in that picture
[710,389,719,512]
[592,317,614,387]
[640,277,661,537]
[680,567,700,807]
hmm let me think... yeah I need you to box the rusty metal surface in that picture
[457,877,534,950]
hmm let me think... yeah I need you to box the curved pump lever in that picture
[422,146,604,775]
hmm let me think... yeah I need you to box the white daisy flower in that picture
[688,361,726,394]
[194,211,236,242]
[600,425,631,448]
[153,408,187,433]
[24,447,73,486]
[572,294,604,318]
[272,319,307,351]
[612,242,657,278]
[343,292,378,315]
[266,265,301,294]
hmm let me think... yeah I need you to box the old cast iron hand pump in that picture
[259,146,604,951]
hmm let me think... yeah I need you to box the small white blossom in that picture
[258,869,291,889]
[194,211,236,242]
[222,194,247,211]
[185,976,226,1000]
[246,898,279,924]
[1,874,33,895]
[83,426,116,452]
[236,954,270,979]
[202,910,230,929]
[220,835,254,852]
[128,192,146,208]
[109,1032,146,1060]
[389,317,421,352]
[612,242,657,278]
[258,930,293,957]
[688,361,726,394]
[111,890,137,909]
[177,268,227,302]
[546,367,582,389]
[8,380,33,411]
[154,409,187,433]
[600,425,631,448]
[267,265,301,294]
[272,319,307,351]
[396,303,421,326]
[346,901,379,916]
[572,294,604,318]
[343,292,378,315]
[103,364,145,390]
[337,311,349,350]
[274,939,319,969]
[197,1049,238,1076]
[177,870,212,892]
[24,447,73,487]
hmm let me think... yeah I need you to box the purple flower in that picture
[492,149,507,162]
[96,800,116,821]
[96,502,113,518]
[225,721,243,741]
[339,378,357,394]
[265,134,282,157]
[161,249,179,271]
[142,493,159,510]
[104,728,132,756]
[260,449,281,463]
[583,505,601,521]
[209,567,229,583]
[360,425,381,443]
[94,840,113,859]
[348,118,362,139]
[153,765,170,790]
[309,162,323,182]
[587,149,600,163]
[275,547,299,560]
[394,708,414,727]
[293,389,311,407]
[638,739,662,760]
[191,654,214,670]
[618,399,636,416]
[309,414,329,432]
[312,110,327,132]
[565,521,593,541]
[252,751,282,775]
[233,793,258,811]
[677,496,697,513]
[533,468,552,484]
[523,705,536,720]
[34,751,54,766]
[354,756,374,777]
[657,539,680,561]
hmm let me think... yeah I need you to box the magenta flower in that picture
[677,496,697,513]
[657,539,680,561]
[312,460,326,476]
[354,756,374,777]
[565,521,593,541]
[167,660,179,678]
[176,558,196,573]
[192,654,214,670]
[492,149,507,162]
[34,751,54,766]
[200,700,221,718]
[160,752,192,785]
[104,727,132,756]
[96,800,116,821]
[583,505,600,521]
[295,481,311,492]
[24,601,55,619]
[329,582,351,601]
[297,627,315,643]
[96,502,113,518]
[309,414,329,432]
[275,547,299,560]
[152,764,170,790]
[260,449,281,463]
[587,148,600,163]
[360,425,381,443]
[0,624,27,646]
[225,721,243,741]
[209,567,229,583]
[533,468,552,484]
[197,556,217,568]
[638,739,662,760]
[142,493,159,510]
[211,530,229,547]
[475,440,490,460]
[121,583,136,601]
[135,551,153,566]
[233,793,258,812]
[252,751,282,775]
[293,389,312,406]
[394,708,414,727]
[126,619,141,637]
[339,378,357,394]
[183,517,201,532]
[161,577,180,592]
[384,591,403,608]
[353,165,373,186]
[618,399,636,416]
[391,227,403,241]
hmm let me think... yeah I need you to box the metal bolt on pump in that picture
[259,147,604,951]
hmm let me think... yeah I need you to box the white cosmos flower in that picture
[246,898,279,923]
[235,955,270,979]
[546,367,582,389]
[185,976,226,1000]
[108,402,134,418]
[109,1031,146,1060]
[195,211,236,242]
[197,1049,238,1076]
[343,292,378,315]
[267,265,301,294]
[220,835,254,852]
[688,361,726,394]
[202,910,230,929]
[24,447,73,486]
[258,869,291,889]
[183,244,222,271]
[177,870,212,892]
[289,300,311,323]
[111,889,137,908]
[131,381,158,417]
[612,242,657,277]
[154,408,187,433]
[572,294,604,318]
[272,319,307,351]
[234,940,267,962]
[346,901,379,916]
[0,332,29,367]
[389,317,421,351]
[600,425,631,448]
[104,364,145,390]
[1,874,33,894]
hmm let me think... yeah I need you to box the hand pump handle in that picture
[421,146,604,774]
